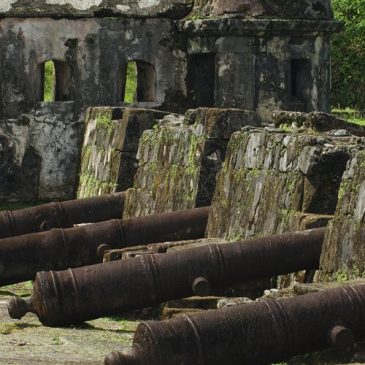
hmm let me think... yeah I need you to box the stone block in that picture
[0,102,83,202]
[206,127,362,241]
[123,108,261,218]
[273,111,365,137]
[320,150,365,277]
[77,107,165,198]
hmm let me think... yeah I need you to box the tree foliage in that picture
[331,0,365,110]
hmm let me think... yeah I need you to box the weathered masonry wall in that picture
[183,20,338,121]
[0,103,83,202]
[0,0,193,18]
[77,107,167,198]
[190,0,334,19]
[319,150,365,278]
[0,17,186,117]
[0,0,340,202]
[123,108,261,218]
[0,15,186,202]
[206,127,361,241]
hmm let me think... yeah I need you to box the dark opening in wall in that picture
[187,53,215,107]
[121,61,156,103]
[303,150,350,215]
[40,60,72,102]
[290,59,312,110]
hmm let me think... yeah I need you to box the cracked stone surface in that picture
[0,282,136,365]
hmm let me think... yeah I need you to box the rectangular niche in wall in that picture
[290,59,312,111]
[121,60,156,103]
[40,60,72,102]
[187,53,216,108]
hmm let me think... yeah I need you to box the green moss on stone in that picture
[78,172,118,198]
[95,109,113,134]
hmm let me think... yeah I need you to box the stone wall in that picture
[0,0,193,18]
[319,150,365,278]
[0,103,83,202]
[123,108,261,218]
[206,127,359,241]
[190,0,333,19]
[77,107,167,198]
[0,17,186,117]
[0,1,340,202]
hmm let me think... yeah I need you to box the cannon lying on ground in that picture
[8,228,325,326]
[104,283,365,365]
[0,207,210,286]
[0,192,126,239]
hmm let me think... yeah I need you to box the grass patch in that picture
[332,107,365,126]
[0,322,39,335]
[0,281,33,297]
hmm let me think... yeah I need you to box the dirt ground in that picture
[0,282,137,365]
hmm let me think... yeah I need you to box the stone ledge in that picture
[0,0,193,19]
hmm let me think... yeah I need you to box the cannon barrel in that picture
[0,192,126,239]
[8,228,325,326]
[104,283,365,365]
[0,207,210,286]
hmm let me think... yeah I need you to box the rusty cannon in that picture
[0,192,126,239]
[8,228,325,326]
[104,283,365,365]
[0,207,210,286]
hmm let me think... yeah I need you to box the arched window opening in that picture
[121,60,156,103]
[40,60,72,102]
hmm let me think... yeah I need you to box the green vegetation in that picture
[331,107,365,126]
[124,61,137,103]
[331,0,365,110]
[43,60,56,102]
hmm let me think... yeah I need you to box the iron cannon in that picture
[8,228,325,326]
[0,192,125,239]
[104,283,365,365]
[0,207,210,286]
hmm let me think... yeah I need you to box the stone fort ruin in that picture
[3,1,365,364]
[0,0,339,202]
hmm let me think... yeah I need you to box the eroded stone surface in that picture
[0,103,83,202]
[319,151,365,277]
[190,0,333,19]
[77,107,166,198]
[0,0,193,18]
[273,111,365,137]
[206,128,361,241]
[123,108,260,218]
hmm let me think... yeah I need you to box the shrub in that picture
[331,0,365,110]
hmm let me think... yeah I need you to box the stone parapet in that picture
[123,108,261,218]
[320,150,365,277]
[0,0,193,19]
[206,127,362,241]
[77,107,166,198]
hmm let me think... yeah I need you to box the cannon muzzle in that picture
[105,283,365,365]
[8,228,325,326]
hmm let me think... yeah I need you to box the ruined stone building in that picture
[0,0,340,202]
